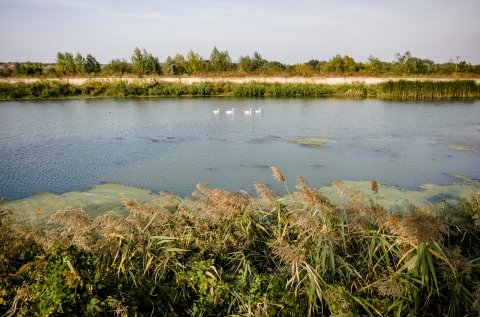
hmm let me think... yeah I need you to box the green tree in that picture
[185,49,204,74]
[366,55,386,74]
[84,54,101,74]
[14,62,45,76]
[294,64,313,76]
[264,61,286,72]
[74,53,86,74]
[238,55,253,72]
[103,59,132,75]
[163,53,187,75]
[56,52,76,74]
[394,51,435,74]
[306,59,320,68]
[238,52,266,72]
[131,47,162,75]
[208,46,232,72]
[323,55,357,73]
[251,51,266,71]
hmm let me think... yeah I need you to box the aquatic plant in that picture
[289,137,331,148]
[378,80,480,99]
[1,80,479,100]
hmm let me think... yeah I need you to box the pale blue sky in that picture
[0,0,479,64]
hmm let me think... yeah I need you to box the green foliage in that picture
[102,59,132,76]
[323,55,358,73]
[233,83,266,97]
[207,46,232,72]
[56,52,102,75]
[163,53,187,75]
[366,56,388,75]
[56,52,77,74]
[1,179,480,316]
[1,80,479,100]
[131,47,162,75]
[379,80,480,99]
[185,49,205,74]
[393,51,436,75]
[4,48,480,78]
[14,62,45,76]
[74,53,86,74]
[238,51,267,73]
[84,55,101,74]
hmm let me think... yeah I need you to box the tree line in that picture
[1,47,479,77]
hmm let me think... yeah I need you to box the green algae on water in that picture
[289,137,333,148]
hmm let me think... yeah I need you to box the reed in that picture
[378,80,480,99]
[1,80,479,100]
[1,174,479,316]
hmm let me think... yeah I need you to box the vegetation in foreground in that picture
[1,79,479,100]
[1,168,480,316]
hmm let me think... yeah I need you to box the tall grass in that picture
[1,170,479,316]
[378,80,480,99]
[1,80,479,100]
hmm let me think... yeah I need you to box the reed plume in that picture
[295,176,332,207]
[254,182,277,204]
[271,166,285,182]
[371,179,379,194]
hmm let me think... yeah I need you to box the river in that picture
[1,97,479,200]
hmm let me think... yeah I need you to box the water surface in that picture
[1,98,479,200]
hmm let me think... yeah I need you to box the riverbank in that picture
[2,76,480,85]
[5,174,480,221]
[1,173,479,316]
[1,79,479,99]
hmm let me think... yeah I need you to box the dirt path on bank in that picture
[2,76,480,85]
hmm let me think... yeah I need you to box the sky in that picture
[0,0,479,64]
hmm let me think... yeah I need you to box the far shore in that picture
[2,76,480,86]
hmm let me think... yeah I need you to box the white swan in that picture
[244,108,252,115]
[213,108,219,115]
[255,107,262,114]
[225,108,234,115]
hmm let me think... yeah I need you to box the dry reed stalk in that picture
[267,237,305,264]
[376,270,404,297]
[296,176,332,208]
[371,179,379,194]
[270,166,295,202]
[333,181,364,207]
[254,182,278,204]
[123,197,156,229]
[194,183,253,223]
[48,208,96,250]
[12,224,57,249]
[385,206,446,247]
[271,166,285,182]
[93,211,134,237]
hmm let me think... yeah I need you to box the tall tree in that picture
[185,50,204,74]
[74,53,86,74]
[56,52,76,74]
[323,55,358,73]
[104,59,132,75]
[238,52,266,72]
[131,47,162,75]
[164,53,187,75]
[208,46,232,72]
[84,54,101,74]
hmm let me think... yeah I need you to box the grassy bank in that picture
[0,79,479,100]
[1,169,480,316]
